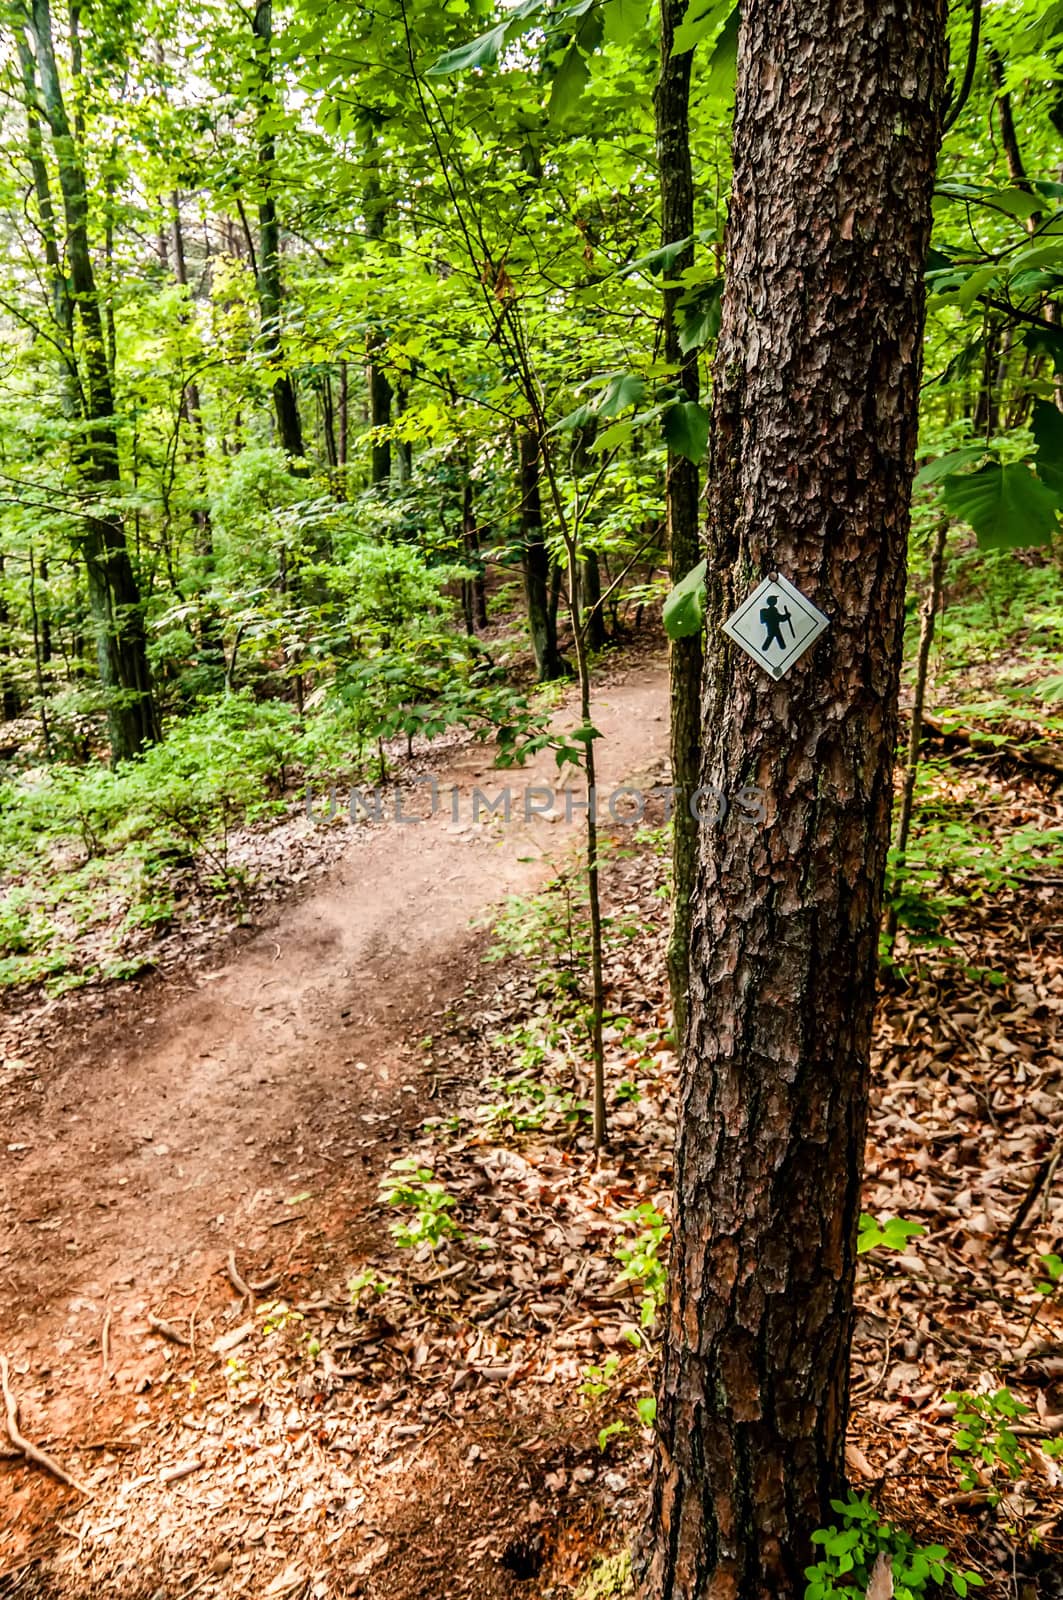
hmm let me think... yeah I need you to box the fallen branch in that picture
[922,714,1063,779]
[1001,1134,1063,1255]
[0,1354,92,1497]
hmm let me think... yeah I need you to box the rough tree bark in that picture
[28,0,158,762]
[641,3,948,1595]
[657,0,703,1047]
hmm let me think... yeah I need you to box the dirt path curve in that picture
[0,660,668,1561]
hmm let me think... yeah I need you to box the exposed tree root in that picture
[0,1353,93,1497]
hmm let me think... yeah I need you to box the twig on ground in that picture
[101,1308,112,1378]
[189,1284,209,1359]
[1002,1135,1063,1256]
[160,1456,206,1485]
[0,1353,93,1496]
[148,1313,191,1348]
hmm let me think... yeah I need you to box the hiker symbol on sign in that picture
[722,573,829,679]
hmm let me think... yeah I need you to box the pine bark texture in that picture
[657,0,703,1047]
[642,3,947,1596]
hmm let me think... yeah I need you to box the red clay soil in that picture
[0,661,669,1599]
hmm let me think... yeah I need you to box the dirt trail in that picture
[0,661,668,1571]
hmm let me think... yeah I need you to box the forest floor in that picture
[1,643,1063,1600]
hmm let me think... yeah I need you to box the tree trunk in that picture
[519,429,565,681]
[16,33,78,412]
[29,0,158,762]
[251,1,305,465]
[0,556,20,722]
[171,193,214,560]
[582,551,606,651]
[657,0,703,1046]
[642,3,947,1595]
[338,358,349,472]
[462,469,488,630]
[365,159,393,486]
[884,518,948,958]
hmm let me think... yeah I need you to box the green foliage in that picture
[805,1496,985,1600]
[662,560,707,640]
[1035,1252,1063,1297]
[857,1214,926,1255]
[379,1158,463,1249]
[614,1202,669,1326]
[946,1389,1030,1500]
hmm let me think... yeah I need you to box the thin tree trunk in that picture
[16,34,79,414]
[337,358,349,472]
[657,0,703,1046]
[251,1,305,464]
[462,468,488,629]
[519,429,564,681]
[171,193,213,560]
[0,556,20,722]
[321,371,339,471]
[365,159,392,486]
[582,551,606,650]
[642,2,948,1594]
[28,0,158,762]
[884,518,948,957]
[27,546,52,759]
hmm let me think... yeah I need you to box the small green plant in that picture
[379,1158,463,1249]
[348,1269,393,1306]
[805,1495,984,1599]
[946,1388,1029,1500]
[1035,1251,1063,1298]
[614,1202,669,1327]
[857,1214,926,1254]
[260,1300,304,1337]
[477,1072,588,1134]
[580,1354,621,1402]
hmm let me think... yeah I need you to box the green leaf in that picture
[1033,400,1063,497]
[621,236,693,279]
[1024,324,1063,374]
[941,461,1061,550]
[672,0,732,55]
[915,447,987,488]
[597,371,647,417]
[427,0,546,75]
[704,4,739,99]
[662,559,707,640]
[604,0,645,46]
[663,400,710,463]
[636,1394,657,1426]
[549,43,591,122]
[427,21,509,75]
[678,279,723,352]
[956,264,1003,311]
[594,419,635,451]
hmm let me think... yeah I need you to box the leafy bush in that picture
[805,1496,984,1599]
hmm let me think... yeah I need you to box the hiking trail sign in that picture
[722,573,830,679]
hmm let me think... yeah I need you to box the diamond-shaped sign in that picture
[722,573,829,679]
